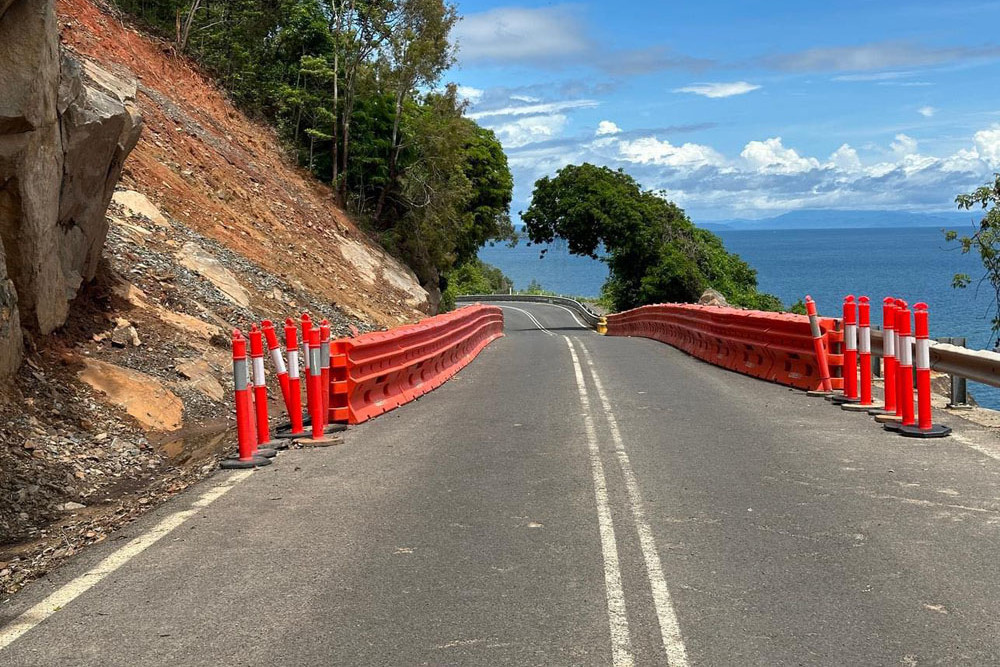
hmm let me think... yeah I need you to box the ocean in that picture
[479,226,1000,408]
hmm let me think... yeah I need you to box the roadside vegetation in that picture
[110,0,514,304]
[949,174,1000,343]
[522,164,783,313]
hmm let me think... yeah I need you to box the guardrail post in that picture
[943,336,973,410]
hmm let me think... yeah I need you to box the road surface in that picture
[3,301,1000,665]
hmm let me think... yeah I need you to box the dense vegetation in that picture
[522,164,782,312]
[949,174,1000,341]
[111,0,515,305]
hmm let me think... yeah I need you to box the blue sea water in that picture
[479,226,1000,407]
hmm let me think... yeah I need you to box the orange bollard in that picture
[295,325,342,446]
[871,298,898,418]
[301,313,314,427]
[274,318,306,437]
[832,296,860,404]
[805,296,834,395]
[262,320,292,415]
[885,301,915,431]
[899,303,951,438]
[248,325,278,457]
[320,320,331,428]
[843,296,876,411]
[221,331,271,469]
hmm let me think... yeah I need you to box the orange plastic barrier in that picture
[606,304,843,391]
[329,305,504,425]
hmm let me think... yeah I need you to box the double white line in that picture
[505,302,688,664]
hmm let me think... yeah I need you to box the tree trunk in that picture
[178,0,202,53]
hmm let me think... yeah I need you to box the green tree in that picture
[949,174,1000,339]
[522,163,780,312]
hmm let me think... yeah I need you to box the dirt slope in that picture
[57,0,428,325]
[0,0,430,597]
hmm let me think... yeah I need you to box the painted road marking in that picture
[498,305,556,336]
[577,340,691,666]
[0,470,255,651]
[564,337,635,667]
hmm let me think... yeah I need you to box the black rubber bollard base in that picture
[261,438,290,451]
[220,456,272,469]
[830,395,861,405]
[295,434,344,448]
[807,390,835,397]
[254,447,278,458]
[867,407,892,416]
[899,423,952,438]
[874,413,902,424]
[842,403,875,412]
[273,429,307,440]
[883,421,906,432]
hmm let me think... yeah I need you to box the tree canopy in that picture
[948,174,1000,342]
[521,164,782,312]
[112,0,514,308]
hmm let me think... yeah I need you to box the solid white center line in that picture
[564,337,635,667]
[0,469,255,651]
[577,340,691,667]
[498,305,556,336]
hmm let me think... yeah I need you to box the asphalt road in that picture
[3,301,1000,665]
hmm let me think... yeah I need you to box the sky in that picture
[447,0,1000,221]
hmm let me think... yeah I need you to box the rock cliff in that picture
[0,0,141,375]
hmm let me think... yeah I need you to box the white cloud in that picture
[456,86,484,104]
[974,125,1000,166]
[828,144,862,172]
[511,94,541,103]
[740,137,820,174]
[596,121,621,136]
[466,99,599,120]
[917,105,937,117]
[673,81,761,98]
[489,115,568,149]
[618,137,726,168]
[941,147,982,173]
[455,6,588,64]
[765,41,1000,72]
[891,133,918,155]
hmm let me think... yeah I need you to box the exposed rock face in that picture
[0,0,141,376]
[698,288,729,307]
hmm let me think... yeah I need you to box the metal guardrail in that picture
[871,330,1000,407]
[455,294,602,328]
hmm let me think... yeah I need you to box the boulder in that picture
[0,0,141,376]
[698,288,729,307]
[78,359,183,432]
[176,241,251,308]
[112,190,169,228]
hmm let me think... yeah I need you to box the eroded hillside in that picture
[0,0,430,596]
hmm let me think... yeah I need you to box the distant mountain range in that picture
[699,209,976,232]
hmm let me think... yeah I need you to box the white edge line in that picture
[0,470,255,651]
[576,339,691,667]
[564,337,635,667]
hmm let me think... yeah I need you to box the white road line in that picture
[0,470,255,651]
[547,302,590,329]
[498,305,556,336]
[576,340,691,667]
[564,337,635,667]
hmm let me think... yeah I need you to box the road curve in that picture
[3,301,1000,665]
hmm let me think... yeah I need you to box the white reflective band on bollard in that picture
[253,357,266,386]
[234,359,249,391]
[845,324,857,351]
[885,330,895,357]
[916,338,930,370]
[899,335,913,366]
[271,347,287,374]
[287,350,299,380]
[859,328,871,354]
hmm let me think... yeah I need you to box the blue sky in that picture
[448,0,1000,221]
